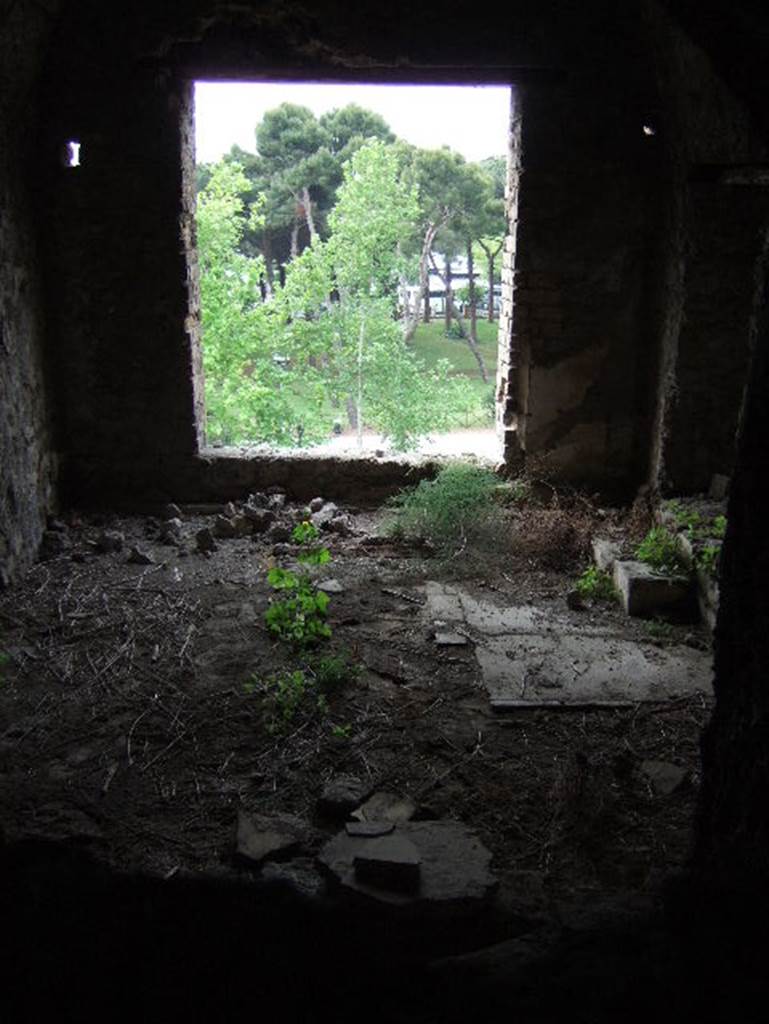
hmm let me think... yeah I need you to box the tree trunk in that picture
[444,256,452,333]
[467,240,478,345]
[262,233,274,294]
[402,221,440,343]
[423,288,431,323]
[301,186,317,242]
[478,239,503,321]
[429,252,489,384]
[290,219,299,260]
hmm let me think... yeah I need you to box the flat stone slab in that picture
[479,634,712,707]
[353,834,421,893]
[235,811,311,865]
[318,821,496,906]
[422,582,712,707]
[351,791,416,825]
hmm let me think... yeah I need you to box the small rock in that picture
[261,857,326,901]
[434,632,468,646]
[195,527,217,554]
[352,792,416,825]
[235,810,310,866]
[164,503,183,520]
[127,545,154,565]
[223,501,237,518]
[160,518,183,545]
[213,514,237,539]
[271,543,293,557]
[311,502,339,530]
[566,589,586,611]
[96,530,125,554]
[319,775,372,818]
[268,523,291,543]
[247,492,269,508]
[327,515,353,537]
[268,493,287,511]
[592,537,622,572]
[231,514,253,537]
[245,507,275,533]
[353,834,421,893]
[641,760,688,796]
[613,560,695,620]
[318,578,344,594]
[309,497,325,513]
[47,517,68,533]
[346,821,395,838]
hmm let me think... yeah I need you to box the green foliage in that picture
[711,515,727,539]
[697,543,720,576]
[310,650,361,692]
[643,618,676,642]
[330,722,353,741]
[245,669,330,734]
[664,499,702,533]
[265,522,333,646]
[575,566,616,601]
[388,464,502,556]
[635,527,688,574]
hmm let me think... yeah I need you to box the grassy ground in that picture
[411,318,498,430]
[411,318,498,376]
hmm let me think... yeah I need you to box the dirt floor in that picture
[0,483,713,939]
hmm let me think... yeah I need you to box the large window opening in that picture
[192,81,512,460]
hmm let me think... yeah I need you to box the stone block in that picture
[592,537,622,571]
[353,834,421,893]
[613,560,695,620]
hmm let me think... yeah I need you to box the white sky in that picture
[194,82,511,165]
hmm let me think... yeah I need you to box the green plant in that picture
[310,650,360,692]
[245,669,330,733]
[330,722,352,740]
[387,464,502,557]
[635,527,688,574]
[575,565,615,601]
[697,543,720,576]
[643,618,676,642]
[265,521,332,646]
[711,515,727,539]
[664,499,701,533]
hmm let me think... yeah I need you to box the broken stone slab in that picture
[317,578,344,594]
[160,518,183,545]
[362,647,409,683]
[164,502,183,520]
[235,810,313,866]
[230,514,253,537]
[319,775,372,818]
[592,537,622,572]
[127,545,154,565]
[309,497,325,512]
[641,760,688,796]
[353,834,421,894]
[95,530,125,553]
[195,527,217,554]
[223,501,237,518]
[327,515,354,536]
[479,633,712,707]
[613,560,695,620]
[268,493,287,511]
[352,791,416,825]
[434,632,468,646]
[317,821,496,906]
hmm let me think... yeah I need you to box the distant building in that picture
[401,253,499,316]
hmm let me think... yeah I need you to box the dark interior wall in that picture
[644,0,769,495]
[0,2,59,587]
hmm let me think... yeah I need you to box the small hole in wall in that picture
[63,140,81,167]
[642,125,655,137]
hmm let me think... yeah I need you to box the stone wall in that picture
[645,0,769,495]
[0,3,58,587]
